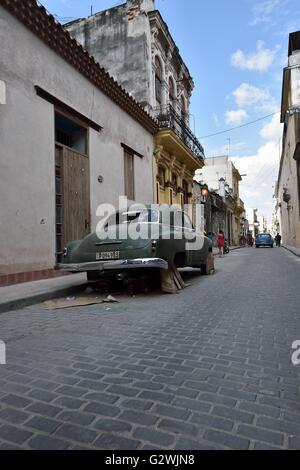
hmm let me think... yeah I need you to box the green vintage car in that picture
[57,204,212,280]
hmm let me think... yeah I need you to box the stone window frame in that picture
[154,54,166,108]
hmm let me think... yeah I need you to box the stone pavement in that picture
[0,247,300,450]
[0,248,244,313]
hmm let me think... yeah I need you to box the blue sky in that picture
[40,0,300,222]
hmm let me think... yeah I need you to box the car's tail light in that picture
[151,240,157,252]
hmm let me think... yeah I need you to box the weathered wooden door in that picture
[55,144,90,262]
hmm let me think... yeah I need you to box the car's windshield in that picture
[105,209,159,227]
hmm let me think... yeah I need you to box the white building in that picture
[0,0,157,285]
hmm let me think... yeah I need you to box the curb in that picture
[282,245,300,258]
[0,283,87,315]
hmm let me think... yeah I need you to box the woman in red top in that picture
[217,230,225,258]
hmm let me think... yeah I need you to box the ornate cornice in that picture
[1,0,158,134]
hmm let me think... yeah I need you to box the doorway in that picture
[55,112,90,263]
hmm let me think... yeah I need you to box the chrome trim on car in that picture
[56,258,168,272]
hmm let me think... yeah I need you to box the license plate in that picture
[96,251,120,260]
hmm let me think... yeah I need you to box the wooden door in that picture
[55,144,90,262]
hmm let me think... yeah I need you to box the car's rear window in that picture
[257,234,271,239]
[106,209,159,226]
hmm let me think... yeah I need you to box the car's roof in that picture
[120,204,186,213]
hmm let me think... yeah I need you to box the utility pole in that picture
[91,4,93,16]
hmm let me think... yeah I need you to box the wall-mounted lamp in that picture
[98,175,104,183]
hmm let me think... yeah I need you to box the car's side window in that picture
[183,213,193,230]
[174,211,184,227]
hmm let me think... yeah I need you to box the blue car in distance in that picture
[255,233,274,248]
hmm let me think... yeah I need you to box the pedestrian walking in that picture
[275,233,282,247]
[217,229,225,258]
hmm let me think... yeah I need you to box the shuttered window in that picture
[124,150,135,200]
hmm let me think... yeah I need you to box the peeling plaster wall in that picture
[0,7,154,275]
[65,3,153,107]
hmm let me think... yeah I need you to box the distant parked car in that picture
[57,204,213,280]
[255,233,274,248]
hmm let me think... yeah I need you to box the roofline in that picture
[0,0,158,134]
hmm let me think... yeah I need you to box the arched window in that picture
[155,57,163,106]
[181,95,187,123]
[169,77,175,107]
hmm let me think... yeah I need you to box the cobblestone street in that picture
[0,247,300,450]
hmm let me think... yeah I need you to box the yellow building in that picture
[153,122,205,208]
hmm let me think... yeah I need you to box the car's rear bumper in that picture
[56,258,168,272]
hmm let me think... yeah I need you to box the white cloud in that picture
[259,113,283,140]
[225,109,248,125]
[233,83,270,107]
[231,41,278,72]
[250,0,287,27]
[231,135,281,224]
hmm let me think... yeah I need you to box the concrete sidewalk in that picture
[282,244,300,257]
[0,273,87,314]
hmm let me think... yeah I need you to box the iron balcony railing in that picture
[153,105,205,160]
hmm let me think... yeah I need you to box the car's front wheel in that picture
[256,245,259,248]
[200,262,208,275]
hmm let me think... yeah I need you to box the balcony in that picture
[233,195,245,214]
[153,105,205,160]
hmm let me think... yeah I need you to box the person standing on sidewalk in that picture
[275,233,282,247]
[217,230,225,258]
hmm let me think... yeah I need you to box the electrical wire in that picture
[199,111,280,139]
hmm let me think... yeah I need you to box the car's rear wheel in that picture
[256,245,259,248]
[87,271,101,282]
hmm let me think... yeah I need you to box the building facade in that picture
[0,0,157,284]
[195,156,244,245]
[65,0,205,213]
[276,31,300,248]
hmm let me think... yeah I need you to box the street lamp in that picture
[200,184,208,204]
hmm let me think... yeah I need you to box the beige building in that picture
[195,156,244,245]
[0,0,157,285]
[276,31,300,248]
